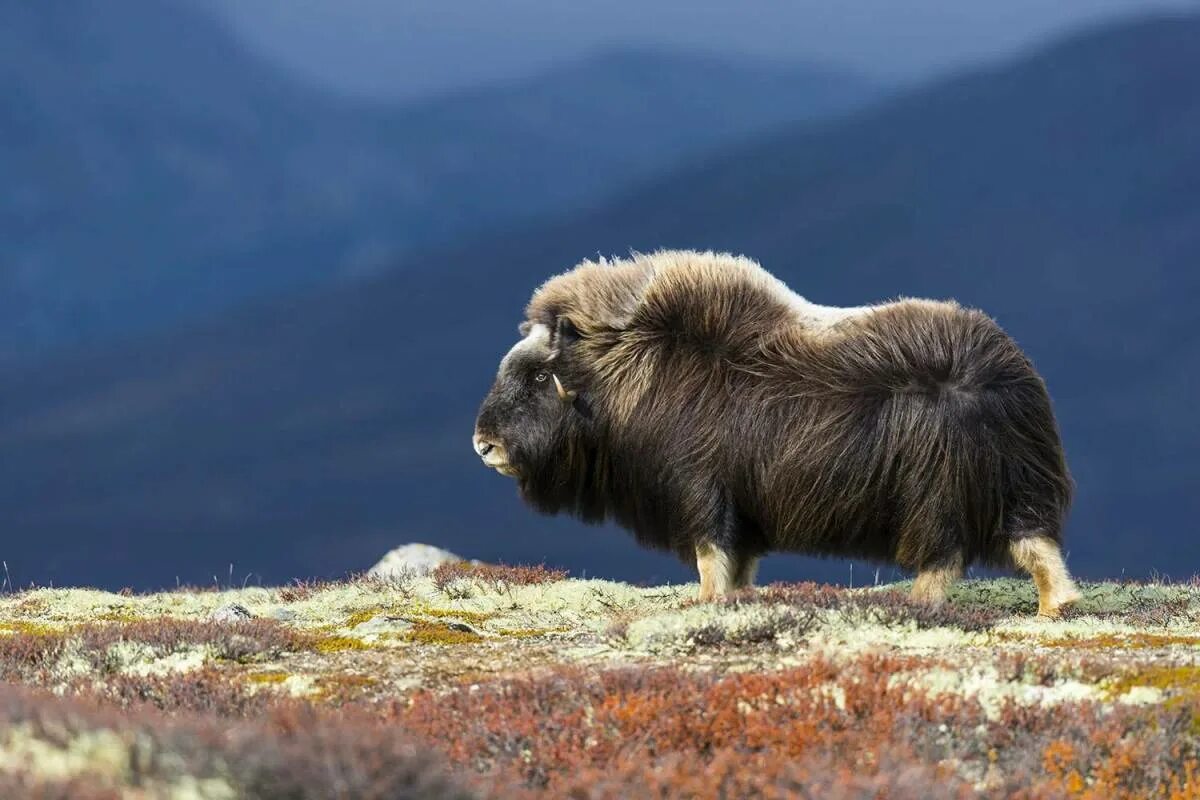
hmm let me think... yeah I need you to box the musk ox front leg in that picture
[911,552,964,605]
[694,494,760,600]
[695,543,736,601]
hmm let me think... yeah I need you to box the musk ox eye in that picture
[534,371,549,383]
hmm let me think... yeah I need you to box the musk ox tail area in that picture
[826,302,1073,571]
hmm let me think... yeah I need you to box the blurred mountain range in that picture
[1,12,1198,589]
[0,0,876,360]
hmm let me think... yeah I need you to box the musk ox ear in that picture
[518,320,533,337]
[555,315,580,346]
[548,315,580,361]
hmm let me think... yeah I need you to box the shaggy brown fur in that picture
[473,251,1079,615]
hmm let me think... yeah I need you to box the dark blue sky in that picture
[215,0,1195,100]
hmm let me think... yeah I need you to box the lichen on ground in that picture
[4,573,1200,797]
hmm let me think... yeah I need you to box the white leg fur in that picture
[1010,536,1081,618]
[696,544,736,601]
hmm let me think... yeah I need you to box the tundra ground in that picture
[3,564,1200,798]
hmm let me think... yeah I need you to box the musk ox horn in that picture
[552,374,577,403]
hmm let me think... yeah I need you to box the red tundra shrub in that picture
[389,655,1200,799]
[0,684,479,800]
[0,629,65,682]
[431,561,569,593]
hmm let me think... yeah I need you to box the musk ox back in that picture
[473,250,1080,617]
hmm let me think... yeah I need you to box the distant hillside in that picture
[0,0,876,359]
[0,14,1197,589]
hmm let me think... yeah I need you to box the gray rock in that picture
[367,543,463,579]
[442,619,483,636]
[210,603,253,622]
[270,608,298,622]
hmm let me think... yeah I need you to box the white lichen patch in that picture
[117,643,211,678]
[901,666,1101,719]
[0,724,237,799]
[280,673,319,698]
[996,614,1200,644]
[0,723,130,783]
[808,620,982,655]
[49,640,98,682]
[417,578,691,634]
[280,576,692,643]
[1,586,279,625]
[997,615,1146,640]
[1115,685,1165,706]
[164,774,240,800]
[618,602,814,654]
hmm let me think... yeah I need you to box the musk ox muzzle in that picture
[473,321,578,480]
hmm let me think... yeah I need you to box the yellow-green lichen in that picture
[311,674,379,703]
[0,620,65,637]
[345,607,389,628]
[404,622,484,646]
[1039,633,1200,650]
[496,627,570,639]
[245,670,290,685]
[1104,665,1200,710]
[419,607,496,625]
[312,636,370,653]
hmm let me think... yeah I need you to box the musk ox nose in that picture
[473,433,515,476]
[472,433,497,457]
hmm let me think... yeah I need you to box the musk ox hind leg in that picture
[1010,535,1081,618]
[695,543,737,601]
[911,552,964,605]
[733,554,760,590]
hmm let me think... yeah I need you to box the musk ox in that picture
[473,250,1080,617]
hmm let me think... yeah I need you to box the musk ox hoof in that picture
[696,586,729,603]
[1037,586,1082,619]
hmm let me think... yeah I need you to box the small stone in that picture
[367,543,463,578]
[210,603,253,622]
[270,608,298,622]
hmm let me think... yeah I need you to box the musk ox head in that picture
[473,316,584,481]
